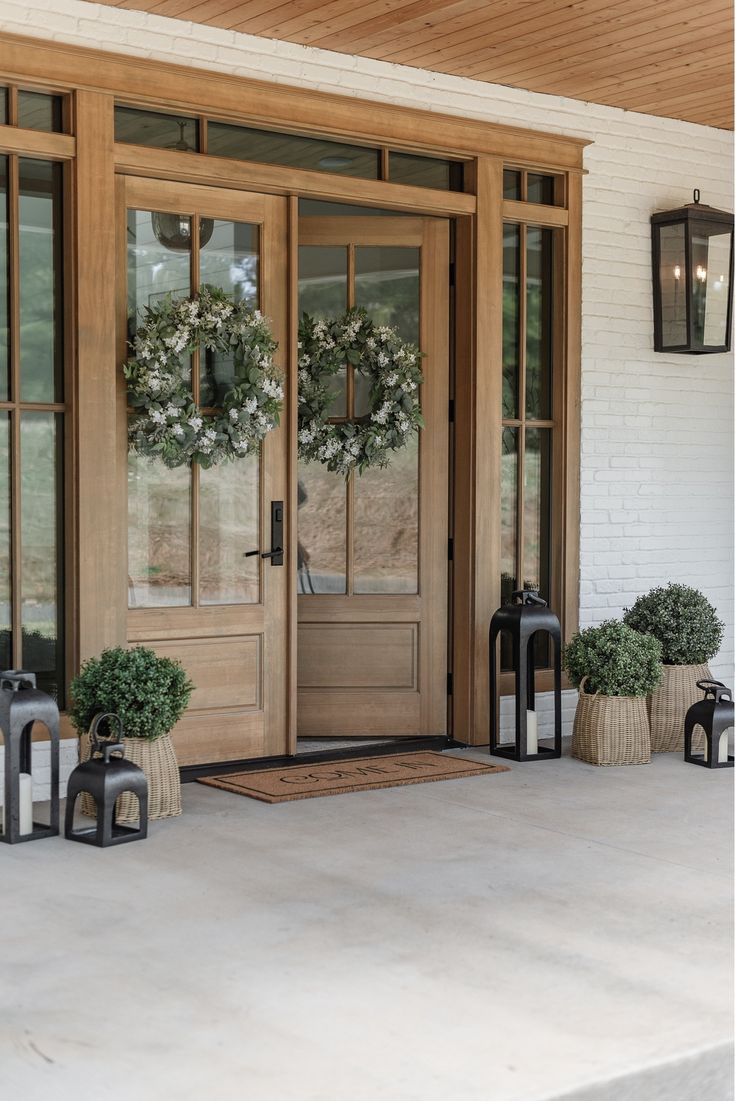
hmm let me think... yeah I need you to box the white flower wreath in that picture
[124,285,284,469]
[297,307,424,475]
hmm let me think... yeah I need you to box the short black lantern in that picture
[65,713,148,847]
[684,680,734,769]
[0,670,60,844]
[652,190,734,354]
[489,590,562,761]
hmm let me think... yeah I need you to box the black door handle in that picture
[260,547,283,560]
[244,502,284,566]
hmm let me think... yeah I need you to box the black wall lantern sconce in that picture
[652,190,733,354]
[0,671,60,844]
[489,590,563,762]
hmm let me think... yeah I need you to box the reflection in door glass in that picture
[0,156,7,400]
[354,246,419,594]
[297,461,346,594]
[200,219,259,406]
[0,414,10,670]
[200,456,260,605]
[19,159,63,403]
[298,246,348,417]
[127,209,192,338]
[128,450,192,607]
[20,412,63,698]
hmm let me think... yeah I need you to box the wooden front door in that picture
[296,214,450,737]
[122,179,289,766]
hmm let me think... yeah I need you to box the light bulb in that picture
[696,265,707,282]
[673,265,681,280]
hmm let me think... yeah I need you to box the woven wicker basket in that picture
[80,731,182,822]
[572,679,651,766]
[648,663,711,753]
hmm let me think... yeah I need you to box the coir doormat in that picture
[197,751,510,804]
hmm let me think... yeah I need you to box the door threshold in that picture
[180,736,468,783]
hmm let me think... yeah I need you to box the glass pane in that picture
[658,223,687,347]
[297,462,346,594]
[0,88,7,126]
[502,224,520,419]
[115,106,199,152]
[127,209,192,339]
[522,427,552,602]
[299,199,414,218]
[199,220,259,406]
[0,156,8,400]
[128,451,191,607]
[500,427,518,671]
[200,456,259,605]
[700,231,731,346]
[526,226,553,420]
[20,412,63,701]
[503,169,521,200]
[389,152,464,191]
[527,173,556,205]
[354,245,419,417]
[208,122,380,179]
[354,433,419,594]
[18,91,63,133]
[0,414,10,671]
[298,246,348,417]
[19,159,63,403]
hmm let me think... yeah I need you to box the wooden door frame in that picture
[0,33,585,749]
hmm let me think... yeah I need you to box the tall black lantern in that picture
[489,590,562,762]
[652,190,734,354]
[0,671,60,844]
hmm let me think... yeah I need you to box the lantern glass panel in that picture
[658,222,687,347]
[696,230,731,347]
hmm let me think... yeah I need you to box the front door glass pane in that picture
[128,452,192,607]
[522,427,552,600]
[19,159,63,403]
[127,209,192,608]
[0,414,10,669]
[354,246,419,594]
[297,461,346,594]
[298,246,347,416]
[526,226,553,419]
[199,219,258,405]
[20,412,63,699]
[0,156,8,400]
[200,457,260,605]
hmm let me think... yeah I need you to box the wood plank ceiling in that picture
[98,0,733,130]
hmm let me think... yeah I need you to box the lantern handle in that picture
[512,588,547,607]
[89,712,126,762]
[693,189,700,204]
[0,669,37,691]
[696,679,731,703]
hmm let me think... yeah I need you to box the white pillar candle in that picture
[526,710,538,755]
[2,772,33,837]
[718,731,731,764]
[18,773,33,836]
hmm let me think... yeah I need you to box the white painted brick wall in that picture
[0,0,732,760]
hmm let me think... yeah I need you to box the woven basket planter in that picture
[79,731,182,822]
[572,680,651,766]
[648,663,711,753]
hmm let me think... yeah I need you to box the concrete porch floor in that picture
[2,747,733,1101]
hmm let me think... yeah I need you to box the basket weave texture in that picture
[79,732,182,822]
[648,663,711,753]
[572,679,651,766]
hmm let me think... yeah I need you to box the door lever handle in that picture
[260,547,283,560]
[243,549,260,557]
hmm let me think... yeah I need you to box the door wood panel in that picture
[296,215,449,737]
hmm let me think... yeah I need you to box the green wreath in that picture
[124,285,283,469]
[297,307,424,475]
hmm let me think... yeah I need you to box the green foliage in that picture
[563,620,662,697]
[623,583,724,665]
[69,646,193,741]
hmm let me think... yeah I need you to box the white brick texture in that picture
[0,1,732,747]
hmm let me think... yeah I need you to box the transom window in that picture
[0,86,66,133]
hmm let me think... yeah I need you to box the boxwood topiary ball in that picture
[623,583,724,665]
[563,620,662,697]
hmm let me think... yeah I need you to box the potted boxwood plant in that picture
[624,583,724,753]
[70,646,193,821]
[564,620,662,766]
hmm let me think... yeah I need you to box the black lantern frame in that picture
[651,190,734,354]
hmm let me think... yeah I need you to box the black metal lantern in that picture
[684,680,734,770]
[489,590,562,761]
[0,670,60,844]
[651,190,734,354]
[65,713,148,848]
